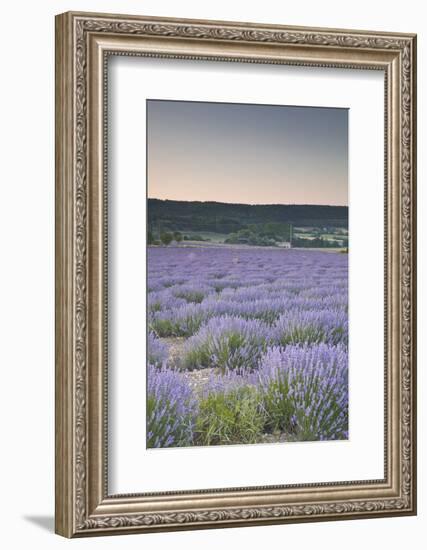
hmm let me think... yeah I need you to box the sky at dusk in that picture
[147,100,348,206]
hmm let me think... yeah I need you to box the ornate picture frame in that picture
[55,11,417,537]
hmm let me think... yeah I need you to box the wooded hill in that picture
[148,199,348,234]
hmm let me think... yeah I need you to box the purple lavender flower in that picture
[147,246,349,446]
[147,331,169,368]
[254,343,348,440]
[172,282,216,304]
[273,310,348,347]
[147,364,197,448]
[182,315,270,371]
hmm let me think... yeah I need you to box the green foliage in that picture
[185,234,209,242]
[223,222,291,246]
[259,355,348,441]
[149,313,204,338]
[173,289,206,303]
[147,230,154,245]
[147,390,195,449]
[182,340,212,369]
[160,232,173,245]
[261,222,291,239]
[225,230,275,247]
[148,199,348,235]
[182,324,267,372]
[173,231,183,242]
[195,387,265,445]
[292,237,343,248]
[276,326,328,346]
[261,376,296,434]
[149,318,177,337]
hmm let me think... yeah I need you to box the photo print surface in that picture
[146,99,349,449]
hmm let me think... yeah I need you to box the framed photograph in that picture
[55,11,417,537]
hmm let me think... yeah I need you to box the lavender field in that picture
[147,246,348,448]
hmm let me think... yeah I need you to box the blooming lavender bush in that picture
[150,302,212,337]
[148,290,187,313]
[147,246,349,447]
[172,282,215,304]
[147,331,169,368]
[182,316,270,371]
[254,344,348,440]
[273,310,348,347]
[147,364,197,448]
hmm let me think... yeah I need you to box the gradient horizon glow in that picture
[147,99,348,207]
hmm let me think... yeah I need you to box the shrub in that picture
[147,331,169,368]
[195,386,265,446]
[146,365,197,448]
[148,317,178,338]
[273,310,348,347]
[182,316,270,371]
[148,290,187,313]
[254,344,348,441]
[150,303,206,337]
[186,234,206,241]
[160,232,173,245]
[172,283,213,304]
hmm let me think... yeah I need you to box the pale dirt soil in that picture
[161,336,186,366]
[259,432,296,444]
[161,336,218,395]
[182,368,218,396]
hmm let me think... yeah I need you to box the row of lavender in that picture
[148,247,347,340]
[147,247,348,448]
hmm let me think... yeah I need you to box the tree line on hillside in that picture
[148,199,348,234]
[148,230,183,246]
[148,227,348,249]
[224,223,290,246]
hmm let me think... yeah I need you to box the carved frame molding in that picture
[55,12,416,537]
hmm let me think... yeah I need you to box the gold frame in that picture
[55,11,417,538]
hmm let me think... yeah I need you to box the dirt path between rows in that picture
[161,336,217,395]
[161,336,186,366]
